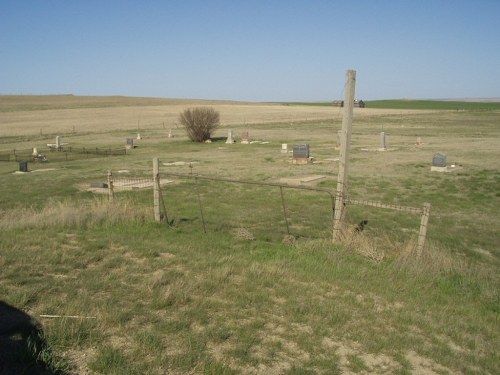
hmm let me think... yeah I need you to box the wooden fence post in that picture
[333,69,356,242]
[153,157,161,222]
[107,170,114,201]
[416,202,431,255]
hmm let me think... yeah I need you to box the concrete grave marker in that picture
[226,130,234,144]
[379,132,387,150]
[281,143,288,153]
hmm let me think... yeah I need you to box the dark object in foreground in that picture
[354,220,368,232]
[0,301,68,375]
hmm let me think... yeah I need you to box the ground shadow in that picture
[0,301,68,375]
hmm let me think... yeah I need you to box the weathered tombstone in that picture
[432,153,447,167]
[292,144,311,164]
[281,143,288,153]
[19,160,28,172]
[293,144,310,158]
[32,147,38,157]
[137,133,142,140]
[226,130,234,144]
[56,136,61,150]
[241,131,249,144]
[380,132,387,150]
[126,138,134,149]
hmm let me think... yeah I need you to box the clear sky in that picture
[1,0,499,101]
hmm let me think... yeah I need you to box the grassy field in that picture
[0,96,499,374]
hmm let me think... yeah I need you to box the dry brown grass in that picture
[0,198,148,229]
[0,95,434,137]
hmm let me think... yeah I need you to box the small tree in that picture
[179,107,220,142]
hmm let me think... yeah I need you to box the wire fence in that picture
[0,146,127,163]
[98,167,429,247]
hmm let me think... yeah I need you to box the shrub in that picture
[179,107,220,142]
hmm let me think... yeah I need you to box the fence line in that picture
[0,146,127,162]
[105,165,431,250]
[346,198,423,215]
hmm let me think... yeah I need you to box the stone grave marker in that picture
[56,136,61,150]
[379,132,387,150]
[432,153,447,167]
[19,160,28,172]
[226,130,234,144]
[292,144,311,164]
[281,143,288,153]
[126,138,134,149]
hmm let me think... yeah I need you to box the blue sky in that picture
[1,0,499,101]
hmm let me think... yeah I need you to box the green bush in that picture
[179,107,220,142]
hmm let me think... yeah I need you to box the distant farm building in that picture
[333,99,365,108]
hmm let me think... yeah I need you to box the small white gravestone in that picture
[281,143,288,153]
[379,132,387,151]
[168,129,173,138]
[32,147,39,156]
[56,136,61,150]
[137,133,142,140]
[226,130,234,144]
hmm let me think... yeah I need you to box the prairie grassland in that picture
[0,96,499,374]
[0,95,432,138]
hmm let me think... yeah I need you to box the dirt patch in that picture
[279,175,327,185]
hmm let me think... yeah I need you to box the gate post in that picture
[333,70,356,242]
[153,157,161,222]
[416,203,431,255]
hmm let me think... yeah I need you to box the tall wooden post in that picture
[416,203,431,255]
[333,70,356,242]
[107,170,114,201]
[153,157,161,222]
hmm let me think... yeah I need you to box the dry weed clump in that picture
[231,227,255,241]
[0,198,149,230]
[339,224,386,263]
[395,240,467,275]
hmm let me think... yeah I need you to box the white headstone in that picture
[380,132,387,150]
[32,147,39,156]
[137,133,142,140]
[56,136,61,149]
[281,143,288,153]
[226,130,234,144]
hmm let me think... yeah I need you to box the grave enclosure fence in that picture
[103,160,430,250]
[0,146,127,163]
